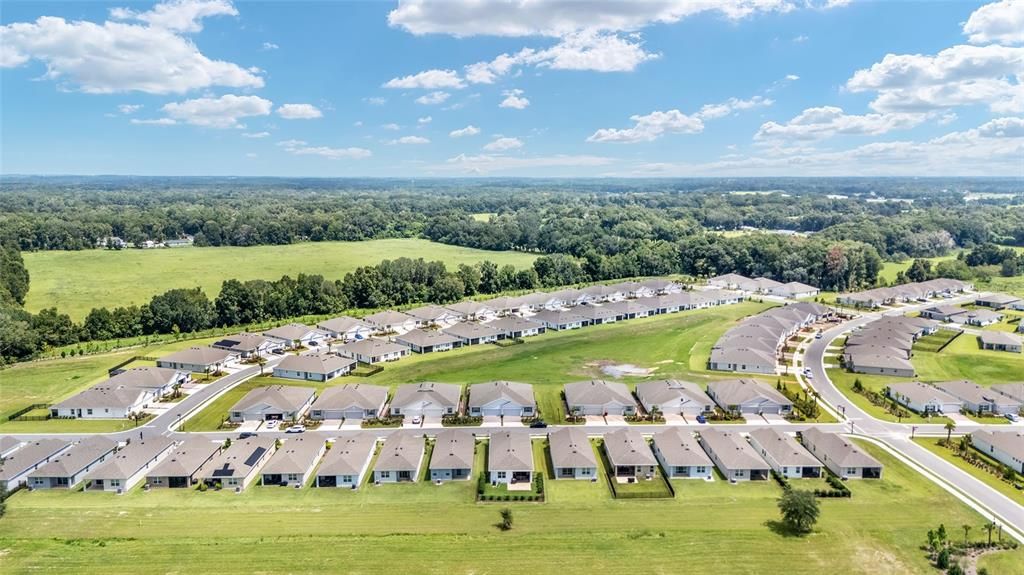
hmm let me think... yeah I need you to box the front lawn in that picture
[912,437,1023,504]
[827,368,951,425]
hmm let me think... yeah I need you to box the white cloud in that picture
[388,0,793,37]
[109,0,237,33]
[792,34,809,43]
[973,116,1024,138]
[391,135,431,144]
[130,117,176,125]
[754,106,927,140]
[0,5,262,94]
[415,91,450,105]
[278,139,372,159]
[161,94,273,128]
[963,0,1024,46]
[384,69,465,89]
[276,103,323,119]
[449,124,481,137]
[439,153,615,174]
[418,116,432,124]
[245,152,258,158]
[938,112,958,125]
[588,109,703,143]
[483,136,524,151]
[696,96,773,120]
[382,123,401,131]
[822,0,851,9]
[353,120,364,127]
[500,89,530,109]
[242,131,270,138]
[364,97,387,106]
[261,41,279,51]
[117,104,142,114]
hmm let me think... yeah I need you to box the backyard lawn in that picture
[22,239,538,320]
[911,330,1023,384]
[185,301,774,429]
[1,441,1020,574]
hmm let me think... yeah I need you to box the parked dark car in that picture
[529,420,548,428]
[239,432,257,439]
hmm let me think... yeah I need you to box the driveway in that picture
[319,419,343,430]
[663,413,687,425]
[339,419,362,430]
[945,413,973,425]
[236,420,261,432]
[584,415,607,426]
[759,413,789,425]
[482,415,501,427]
[604,414,626,425]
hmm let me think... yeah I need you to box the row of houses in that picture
[0,427,885,494]
[972,430,1024,475]
[707,274,821,300]
[887,381,1024,416]
[51,367,191,419]
[842,315,939,378]
[837,278,973,309]
[226,377,797,423]
[708,302,834,375]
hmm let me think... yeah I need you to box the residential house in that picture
[652,429,713,479]
[482,296,525,316]
[228,385,316,422]
[146,439,221,488]
[272,353,356,382]
[707,273,752,290]
[935,380,1022,415]
[263,323,326,349]
[801,428,883,479]
[603,300,652,320]
[337,339,411,364]
[211,333,275,358]
[603,428,657,481]
[316,316,373,342]
[578,304,621,325]
[737,277,784,294]
[486,316,545,339]
[51,366,188,419]
[468,381,536,417]
[768,281,820,299]
[201,437,277,490]
[445,301,496,322]
[978,331,1023,353]
[517,291,562,312]
[708,346,778,374]
[0,437,23,459]
[83,437,177,492]
[395,329,463,354]
[563,380,637,416]
[261,437,326,487]
[635,380,714,417]
[548,288,591,307]
[640,278,682,295]
[886,382,963,415]
[374,433,424,483]
[748,429,822,479]
[530,309,587,331]
[582,284,626,303]
[0,439,70,490]
[404,305,462,328]
[309,384,388,420]
[429,430,475,481]
[844,352,916,378]
[442,322,500,346]
[971,431,1024,474]
[919,305,967,322]
[957,309,1004,327]
[548,427,598,480]
[156,346,235,373]
[488,431,533,485]
[698,429,770,482]
[390,382,462,418]
[992,383,1024,404]
[706,379,793,415]
[362,310,418,334]
[975,293,1021,310]
[28,437,119,489]
[316,435,376,488]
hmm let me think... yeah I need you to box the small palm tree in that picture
[945,421,956,444]
[983,521,996,546]
[962,524,971,545]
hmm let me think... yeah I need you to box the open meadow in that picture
[21,239,538,320]
[0,440,1019,574]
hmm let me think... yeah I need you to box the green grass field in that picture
[1,441,1019,574]
[912,437,1023,504]
[912,331,1023,384]
[22,239,538,320]
[185,301,776,430]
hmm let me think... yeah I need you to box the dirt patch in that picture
[585,360,657,378]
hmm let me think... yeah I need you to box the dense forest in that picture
[0,177,1021,365]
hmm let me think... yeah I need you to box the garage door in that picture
[341,408,365,420]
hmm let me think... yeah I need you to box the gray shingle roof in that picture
[802,429,882,469]
[317,316,371,334]
[635,380,711,410]
[263,323,318,341]
[992,383,1024,403]
[886,382,962,406]
[429,430,475,470]
[0,439,70,482]
[652,429,712,467]
[442,322,500,340]
[390,382,461,411]
[487,316,543,334]
[603,428,657,467]
[231,385,315,413]
[363,310,416,327]
[488,431,532,471]
[698,429,768,471]
[276,353,355,375]
[311,384,388,412]
[158,346,235,366]
[146,439,221,478]
[338,338,410,357]
[203,437,276,480]
[83,437,177,482]
[317,435,376,476]
[395,329,462,348]
[748,428,820,468]
[468,381,535,410]
[548,427,597,469]
[212,332,272,353]
[979,330,1022,347]
[375,433,423,472]
[261,437,325,476]
[29,436,118,479]
[563,380,634,407]
[707,379,791,407]
[972,430,1024,461]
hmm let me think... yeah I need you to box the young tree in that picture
[777,489,820,534]
[944,421,956,444]
[499,508,514,531]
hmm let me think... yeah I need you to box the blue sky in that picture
[1,0,1022,177]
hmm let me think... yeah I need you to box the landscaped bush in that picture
[361,415,403,428]
[441,414,482,426]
